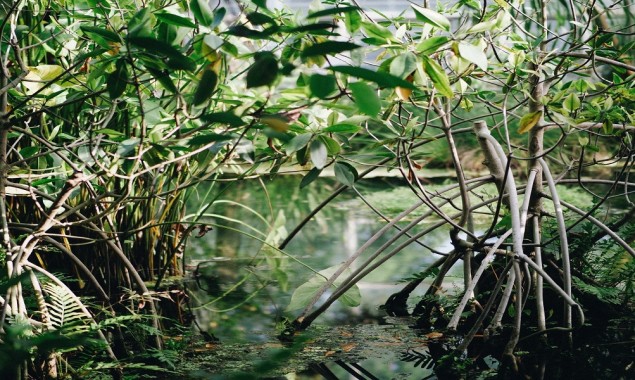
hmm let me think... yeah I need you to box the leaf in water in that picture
[518,110,543,134]
[285,133,312,155]
[246,52,278,88]
[411,5,451,31]
[350,82,381,116]
[299,167,322,189]
[192,67,218,106]
[301,41,361,58]
[330,66,415,89]
[458,42,488,71]
[323,124,360,133]
[389,52,417,78]
[286,265,361,310]
[310,139,328,169]
[421,56,453,98]
[309,74,337,99]
[334,161,358,186]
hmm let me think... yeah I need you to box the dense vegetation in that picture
[0,0,633,378]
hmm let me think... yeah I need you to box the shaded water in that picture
[181,175,635,379]
[185,176,462,343]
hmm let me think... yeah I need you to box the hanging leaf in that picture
[421,56,453,98]
[467,19,498,34]
[331,66,415,89]
[350,82,381,116]
[107,60,128,99]
[285,133,312,155]
[389,52,417,78]
[309,74,337,99]
[155,12,196,28]
[518,110,543,134]
[80,25,121,44]
[306,6,360,19]
[310,139,328,169]
[246,52,278,88]
[147,67,177,93]
[457,42,488,71]
[190,0,214,26]
[323,124,360,133]
[201,111,244,127]
[301,41,361,58]
[319,135,341,155]
[299,167,322,188]
[411,5,451,32]
[334,161,358,186]
[192,68,218,105]
[563,93,580,113]
[415,36,449,55]
[128,36,196,71]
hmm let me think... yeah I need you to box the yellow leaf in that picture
[260,115,290,132]
[518,111,543,134]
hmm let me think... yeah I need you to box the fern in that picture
[42,283,89,334]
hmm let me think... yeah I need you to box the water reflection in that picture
[185,176,461,342]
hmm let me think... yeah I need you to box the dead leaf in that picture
[341,343,356,352]
[426,331,444,340]
[518,110,543,134]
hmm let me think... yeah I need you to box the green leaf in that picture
[301,41,361,58]
[411,5,451,31]
[286,265,361,311]
[421,56,453,98]
[285,133,312,155]
[389,52,417,78]
[350,82,381,116]
[299,167,322,188]
[107,60,128,99]
[457,42,488,71]
[128,8,154,38]
[80,25,121,43]
[155,12,196,28]
[467,19,497,34]
[518,111,543,134]
[247,11,275,26]
[319,135,341,155]
[147,67,177,93]
[19,146,39,158]
[282,22,337,34]
[323,124,361,133]
[306,6,361,19]
[190,0,214,26]
[309,74,337,99]
[563,93,580,113]
[334,161,358,186]
[361,21,394,40]
[212,7,226,29]
[192,69,218,106]
[310,139,328,169]
[246,52,278,88]
[344,10,362,34]
[128,36,196,71]
[201,111,245,127]
[330,66,415,89]
[415,36,449,55]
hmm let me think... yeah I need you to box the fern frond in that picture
[42,283,88,332]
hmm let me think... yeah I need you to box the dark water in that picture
[181,175,635,379]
